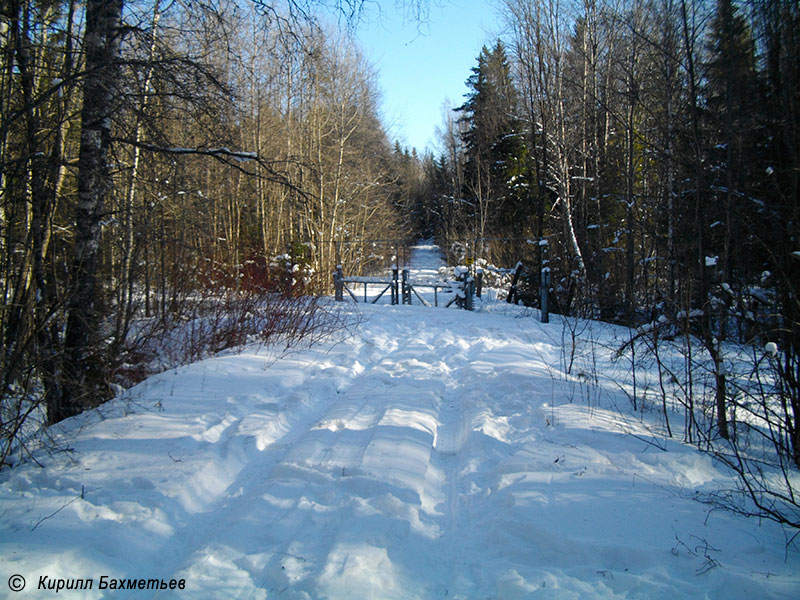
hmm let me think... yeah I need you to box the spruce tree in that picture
[456,41,530,260]
[704,0,761,283]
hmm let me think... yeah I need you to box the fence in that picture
[327,237,551,322]
[332,265,482,310]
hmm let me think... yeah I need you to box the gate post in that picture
[540,239,550,323]
[453,266,474,311]
[402,267,411,304]
[391,265,399,305]
[507,261,524,304]
[334,265,344,301]
[540,267,550,323]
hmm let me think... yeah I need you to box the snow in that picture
[1,243,799,598]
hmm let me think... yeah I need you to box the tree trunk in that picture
[680,0,728,439]
[52,0,124,424]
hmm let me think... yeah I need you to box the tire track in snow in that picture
[428,327,498,597]
[160,243,518,597]
[355,314,491,597]
[248,325,449,596]
[254,321,462,597]
[151,318,445,597]
[138,342,380,590]
[150,388,344,594]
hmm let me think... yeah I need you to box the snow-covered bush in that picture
[613,316,800,532]
[113,290,351,390]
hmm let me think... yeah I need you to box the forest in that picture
[416,0,800,529]
[1,0,799,526]
[1,0,418,440]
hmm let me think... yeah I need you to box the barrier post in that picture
[540,240,550,323]
[391,265,399,305]
[334,265,344,302]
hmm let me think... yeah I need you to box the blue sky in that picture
[355,1,502,154]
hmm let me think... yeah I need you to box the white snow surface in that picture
[2,243,799,599]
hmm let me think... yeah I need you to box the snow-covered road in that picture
[1,243,798,598]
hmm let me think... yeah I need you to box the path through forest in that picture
[0,243,797,598]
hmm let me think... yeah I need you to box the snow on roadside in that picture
[1,247,799,599]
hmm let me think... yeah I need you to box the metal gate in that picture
[332,266,480,310]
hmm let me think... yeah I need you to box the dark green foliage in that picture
[456,41,535,250]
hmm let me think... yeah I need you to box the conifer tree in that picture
[704,0,761,282]
[457,41,530,260]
